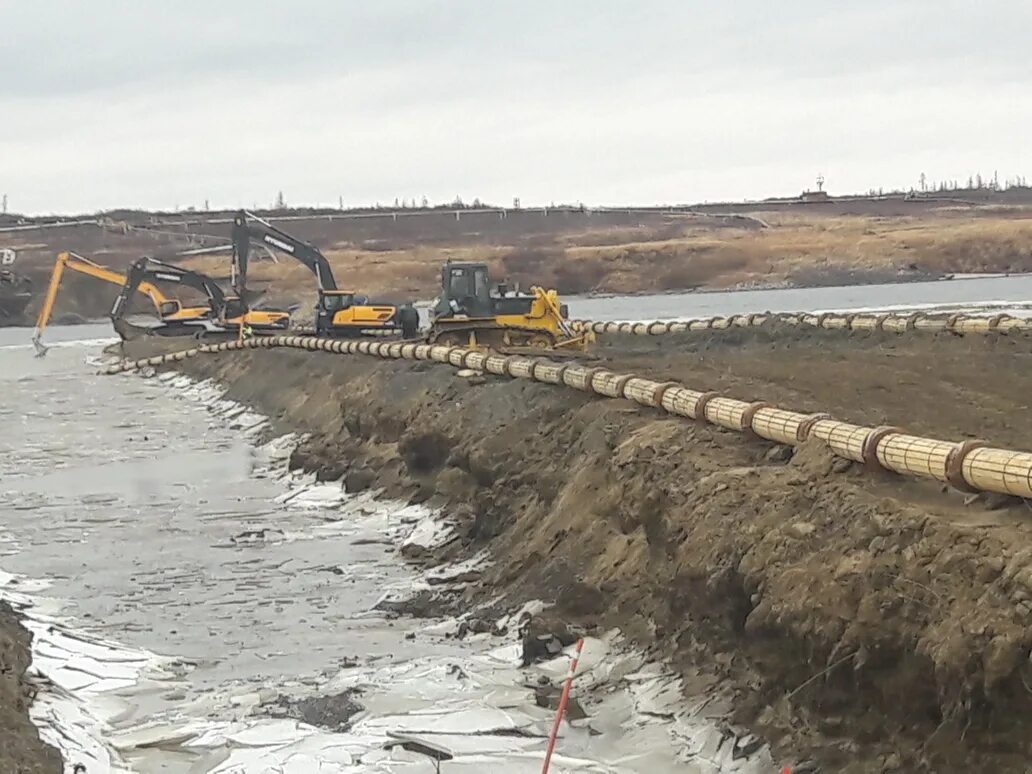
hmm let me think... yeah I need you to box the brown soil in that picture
[0,602,62,773]
[124,328,1032,772]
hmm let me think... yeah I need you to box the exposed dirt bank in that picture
[0,602,62,773]
[123,329,1032,772]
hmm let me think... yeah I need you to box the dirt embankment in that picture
[0,603,62,773]
[125,328,1032,771]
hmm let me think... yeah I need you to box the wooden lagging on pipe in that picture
[570,311,1032,337]
[103,336,1032,501]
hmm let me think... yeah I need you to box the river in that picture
[0,324,770,773]
[568,274,1032,321]
[4,274,1026,772]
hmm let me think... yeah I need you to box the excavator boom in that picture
[232,210,338,293]
[231,211,411,337]
[32,251,181,351]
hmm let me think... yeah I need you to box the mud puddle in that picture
[0,340,771,772]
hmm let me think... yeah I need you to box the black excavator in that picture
[231,211,418,338]
[110,257,290,339]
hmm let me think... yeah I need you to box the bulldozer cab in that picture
[441,262,492,317]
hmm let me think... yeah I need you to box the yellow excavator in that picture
[109,257,290,340]
[32,252,291,353]
[231,211,418,338]
[32,251,211,352]
[429,261,590,353]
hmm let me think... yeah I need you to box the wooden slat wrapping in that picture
[533,362,565,384]
[464,351,489,371]
[561,367,592,391]
[623,377,665,407]
[750,407,811,445]
[483,355,509,375]
[810,420,868,462]
[849,316,879,330]
[876,433,952,481]
[591,372,627,398]
[952,318,993,334]
[997,318,1030,332]
[704,397,751,430]
[880,316,908,333]
[962,448,1032,498]
[508,359,535,379]
[661,387,705,418]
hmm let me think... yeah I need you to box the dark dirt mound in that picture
[125,329,1032,772]
[261,689,364,732]
[0,602,63,773]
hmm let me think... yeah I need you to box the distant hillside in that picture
[3,189,1032,322]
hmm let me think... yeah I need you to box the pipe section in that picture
[570,311,1032,337]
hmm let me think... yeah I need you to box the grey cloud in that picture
[2,1,1030,213]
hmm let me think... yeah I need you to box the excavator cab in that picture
[221,295,248,322]
[157,299,185,318]
[319,290,356,314]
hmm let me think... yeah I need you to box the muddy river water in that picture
[0,325,772,773]
[569,274,1032,320]
[3,275,1027,773]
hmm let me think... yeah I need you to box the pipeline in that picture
[570,310,1032,337]
[103,336,1032,501]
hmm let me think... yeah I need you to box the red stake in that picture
[541,638,585,774]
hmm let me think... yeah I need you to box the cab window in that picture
[448,269,471,298]
[321,294,354,312]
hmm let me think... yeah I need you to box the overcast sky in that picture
[3,1,1030,214]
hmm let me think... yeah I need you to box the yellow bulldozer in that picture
[428,261,590,354]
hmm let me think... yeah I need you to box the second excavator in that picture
[231,211,418,338]
[32,251,213,352]
[110,257,290,340]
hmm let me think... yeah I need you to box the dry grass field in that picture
[6,197,1032,320]
[180,209,1032,307]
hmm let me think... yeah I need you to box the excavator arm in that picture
[111,257,227,323]
[230,211,404,337]
[33,251,175,352]
[231,210,338,294]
